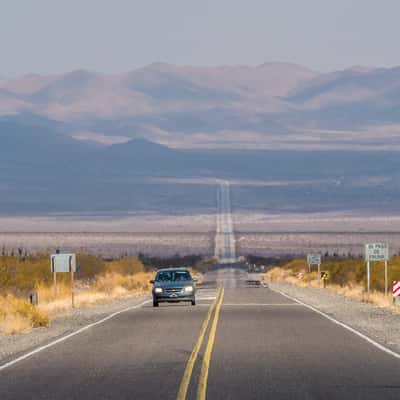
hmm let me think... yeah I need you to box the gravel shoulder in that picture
[269,281,400,355]
[0,294,149,365]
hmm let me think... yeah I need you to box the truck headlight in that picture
[184,286,194,293]
[154,288,163,293]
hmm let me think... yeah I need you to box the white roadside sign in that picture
[307,253,321,265]
[50,253,77,273]
[365,243,389,262]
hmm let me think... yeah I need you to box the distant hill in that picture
[107,138,177,158]
[0,115,80,159]
[288,66,400,105]
[2,116,400,215]
[1,63,400,149]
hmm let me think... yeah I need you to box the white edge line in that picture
[222,303,301,306]
[272,288,400,361]
[0,299,151,372]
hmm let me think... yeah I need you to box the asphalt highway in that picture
[215,181,236,263]
[0,269,399,399]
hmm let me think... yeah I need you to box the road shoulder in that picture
[0,295,148,365]
[269,281,400,355]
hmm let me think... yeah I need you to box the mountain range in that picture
[2,115,400,215]
[2,62,400,214]
[2,62,400,150]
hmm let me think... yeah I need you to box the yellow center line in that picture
[197,287,225,400]
[176,288,222,400]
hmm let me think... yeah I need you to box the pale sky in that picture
[1,0,399,76]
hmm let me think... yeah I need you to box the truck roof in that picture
[156,267,190,272]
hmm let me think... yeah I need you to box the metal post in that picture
[384,260,388,297]
[318,264,321,286]
[71,269,75,308]
[366,261,370,301]
[53,271,57,299]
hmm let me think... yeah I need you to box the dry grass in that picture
[36,268,198,318]
[187,267,202,284]
[0,254,156,335]
[264,264,400,313]
[36,271,153,317]
[1,272,154,334]
[0,295,49,335]
[93,271,153,297]
[0,251,206,335]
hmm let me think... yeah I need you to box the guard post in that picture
[393,281,400,305]
[321,271,329,288]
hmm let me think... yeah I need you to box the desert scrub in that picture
[266,257,400,292]
[0,295,49,335]
[94,272,153,295]
[264,257,400,310]
[105,257,144,276]
[0,254,147,294]
[0,254,151,331]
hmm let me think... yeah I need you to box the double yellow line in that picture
[177,287,225,400]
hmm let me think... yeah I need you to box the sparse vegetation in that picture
[0,253,154,335]
[138,253,203,270]
[264,256,400,310]
[0,251,206,335]
[0,295,49,335]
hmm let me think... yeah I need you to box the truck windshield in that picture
[156,270,192,281]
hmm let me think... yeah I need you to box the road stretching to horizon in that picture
[215,180,237,264]
[0,269,399,399]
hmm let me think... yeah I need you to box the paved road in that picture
[215,181,236,264]
[1,269,399,399]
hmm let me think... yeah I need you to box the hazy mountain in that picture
[0,73,57,95]
[0,115,95,187]
[288,66,400,106]
[2,63,400,215]
[2,128,400,214]
[122,62,317,101]
[1,63,400,149]
[282,66,400,130]
[0,63,315,138]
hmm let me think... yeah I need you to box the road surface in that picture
[215,181,236,263]
[1,269,399,399]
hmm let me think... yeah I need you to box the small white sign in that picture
[307,253,321,265]
[365,243,389,262]
[50,253,76,273]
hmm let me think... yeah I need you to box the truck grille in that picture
[165,287,183,293]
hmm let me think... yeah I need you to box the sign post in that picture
[51,256,57,299]
[385,260,388,297]
[50,253,77,308]
[367,260,371,299]
[71,266,75,308]
[364,243,389,301]
[307,254,322,285]
[53,268,57,299]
